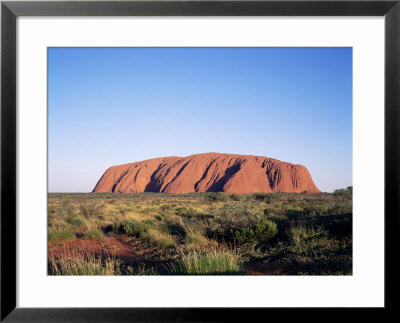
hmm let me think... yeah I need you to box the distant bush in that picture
[229,194,242,201]
[333,187,352,199]
[255,192,284,203]
[204,192,229,202]
[302,201,352,217]
[252,193,269,201]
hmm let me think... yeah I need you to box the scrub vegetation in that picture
[48,188,352,275]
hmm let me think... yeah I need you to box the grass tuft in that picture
[82,228,104,241]
[169,249,244,275]
[48,251,122,275]
[142,228,176,248]
[48,226,75,243]
[183,225,209,248]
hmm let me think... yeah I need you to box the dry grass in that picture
[48,225,75,243]
[48,190,352,275]
[169,248,244,275]
[48,250,122,275]
[183,225,209,248]
[142,228,176,249]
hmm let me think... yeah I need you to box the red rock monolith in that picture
[92,153,320,194]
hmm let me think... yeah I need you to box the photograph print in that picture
[48,47,352,275]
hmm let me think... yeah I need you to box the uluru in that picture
[92,153,320,194]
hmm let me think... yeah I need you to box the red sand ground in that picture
[48,237,138,265]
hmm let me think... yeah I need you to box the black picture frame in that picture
[1,0,399,321]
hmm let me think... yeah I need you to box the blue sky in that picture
[48,47,352,193]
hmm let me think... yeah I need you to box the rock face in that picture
[93,153,320,194]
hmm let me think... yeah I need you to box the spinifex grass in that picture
[48,249,122,275]
[182,223,209,248]
[142,228,176,248]
[48,225,75,244]
[169,248,244,275]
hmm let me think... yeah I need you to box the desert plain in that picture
[48,153,352,276]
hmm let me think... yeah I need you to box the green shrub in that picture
[333,187,353,199]
[288,225,325,245]
[232,219,278,244]
[207,203,264,240]
[328,202,352,215]
[112,220,146,237]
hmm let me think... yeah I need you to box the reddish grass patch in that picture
[48,236,138,266]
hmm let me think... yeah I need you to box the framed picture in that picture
[1,0,399,321]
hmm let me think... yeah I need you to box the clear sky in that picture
[48,47,352,193]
